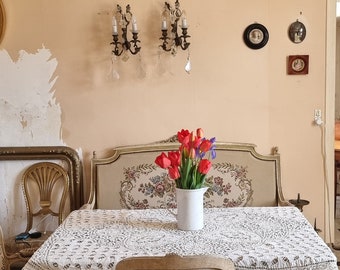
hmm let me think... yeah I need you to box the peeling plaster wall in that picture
[0,47,64,237]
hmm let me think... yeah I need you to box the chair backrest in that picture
[22,162,70,232]
[115,254,235,270]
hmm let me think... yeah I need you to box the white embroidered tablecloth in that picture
[23,207,338,270]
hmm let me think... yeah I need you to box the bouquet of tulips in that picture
[155,128,216,189]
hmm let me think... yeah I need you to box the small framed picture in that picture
[287,55,309,75]
[243,23,269,50]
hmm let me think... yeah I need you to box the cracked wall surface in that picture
[0,47,64,236]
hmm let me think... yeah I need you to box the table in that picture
[23,207,337,270]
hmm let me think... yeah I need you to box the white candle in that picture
[132,17,138,33]
[181,17,187,28]
[162,20,167,30]
[112,16,118,35]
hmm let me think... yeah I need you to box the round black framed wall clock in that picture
[243,23,269,50]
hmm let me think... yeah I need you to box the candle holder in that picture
[289,193,310,212]
[159,0,190,55]
[313,218,322,234]
[111,4,141,57]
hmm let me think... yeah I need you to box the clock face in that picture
[243,23,269,50]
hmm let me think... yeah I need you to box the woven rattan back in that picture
[22,162,69,232]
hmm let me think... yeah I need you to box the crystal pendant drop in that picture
[109,55,120,80]
[184,56,191,74]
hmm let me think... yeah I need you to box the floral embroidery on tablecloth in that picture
[23,208,338,270]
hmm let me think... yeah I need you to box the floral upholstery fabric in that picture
[94,142,283,209]
[120,162,253,209]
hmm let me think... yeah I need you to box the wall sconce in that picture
[111,4,141,56]
[159,0,190,55]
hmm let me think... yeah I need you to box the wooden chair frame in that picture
[115,254,235,270]
[22,162,69,232]
[0,225,28,270]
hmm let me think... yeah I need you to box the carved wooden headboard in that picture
[90,141,290,209]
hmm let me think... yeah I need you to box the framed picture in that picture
[243,23,269,50]
[287,55,309,75]
[288,20,306,44]
[0,1,4,43]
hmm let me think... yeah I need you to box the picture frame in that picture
[288,20,306,44]
[243,23,269,50]
[0,1,4,43]
[287,55,309,75]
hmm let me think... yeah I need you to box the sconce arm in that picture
[111,36,124,56]
[128,33,141,55]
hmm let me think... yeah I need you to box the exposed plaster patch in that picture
[0,48,62,145]
[20,116,27,129]
[0,47,64,237]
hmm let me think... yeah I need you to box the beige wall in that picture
[336,19,340,119]
[0,0,333,239]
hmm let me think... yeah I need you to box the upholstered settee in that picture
[90,139,290,210]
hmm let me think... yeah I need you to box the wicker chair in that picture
[22,162,70,232]
[5,162,70,262]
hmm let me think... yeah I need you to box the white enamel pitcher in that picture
[167,187,208,231]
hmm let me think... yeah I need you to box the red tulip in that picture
[180,144,189,158]
[168,151,181,167]
[156,128,216,189]
[196,128,204,138]
[155,152,171,169]
[198,159,211,174]
[200,139,212,153]
[189,148,196,159]
[177,129,190,144]
[168,166,180,179]
[189,131,195,143]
